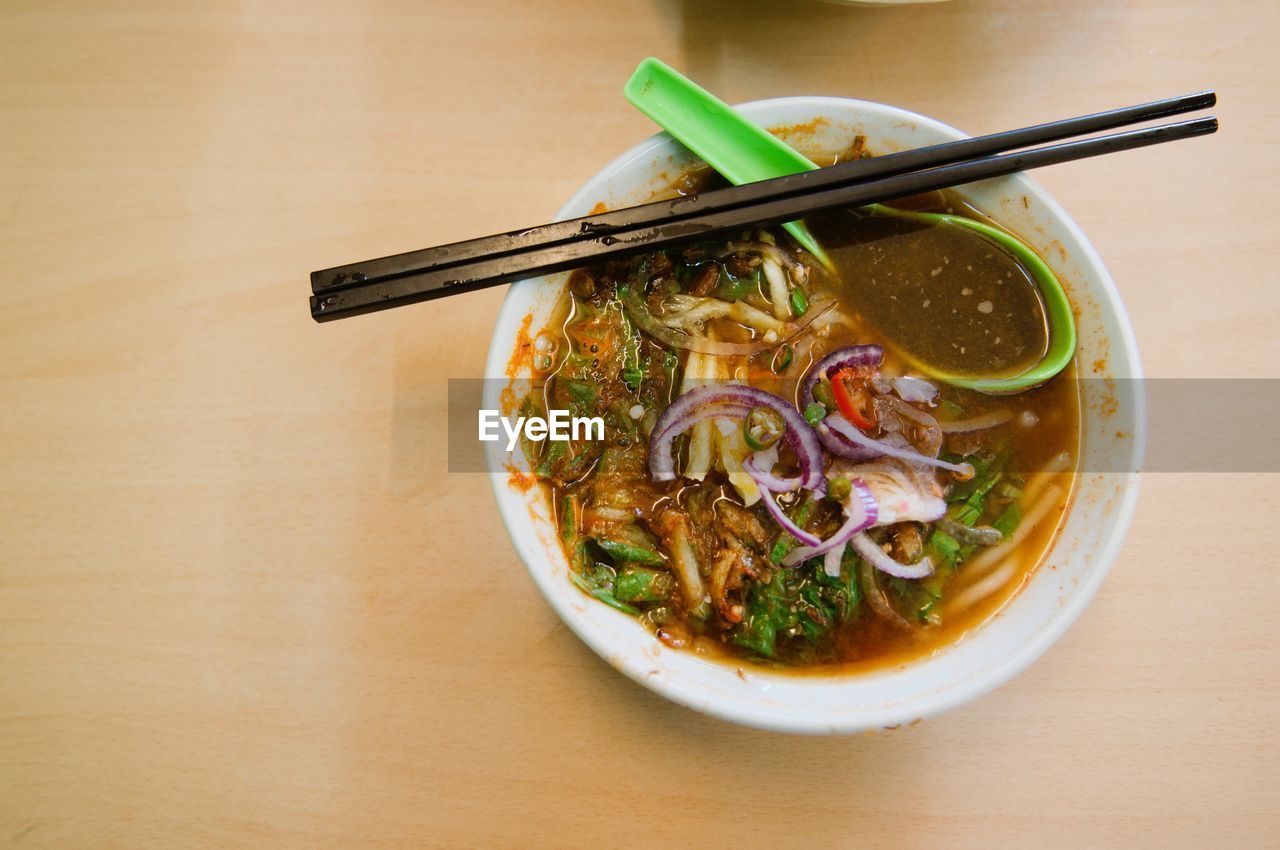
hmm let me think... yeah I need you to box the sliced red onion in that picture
[756,486,822,548]
[823,544,845,578]
[823,414,974,477]
[782,478,878,567]
[851,532,934,579]
[815,423,885,462]
[892,375,939,405]
[799,344,884,409]
[649,385,825,490]
[744,445,822,545]
[939,409,1014,433]
[742,446,804,493]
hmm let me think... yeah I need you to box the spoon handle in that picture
[624,57,833,269]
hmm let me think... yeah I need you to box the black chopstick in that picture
[310,116,1216,322]
[310,91,1214,296]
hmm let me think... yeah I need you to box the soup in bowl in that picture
[482,97,1143,733]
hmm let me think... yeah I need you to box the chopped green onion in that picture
[713,265,758,301]
[993,501,1022,537]
[789,287,809,316]
[813,380,837,411]
[926,529,962,571]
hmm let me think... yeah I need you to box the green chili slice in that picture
[743,405,786,451]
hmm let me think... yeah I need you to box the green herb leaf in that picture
[614,568,675,603]
[993,501,1022,538]
[768,493,816,565]
[713,266,759,301]
[733,554,861,660]
[595,539,665,567]
[570,570,641,616]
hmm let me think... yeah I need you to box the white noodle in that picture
[681,351,716,480]
[948,561,1020,614]
[660,296,730,327]
[728,300,786,332]
[762,258,791,321]
[661,295,785,333]
[713,417,761,506]
[1019,451,1074,507]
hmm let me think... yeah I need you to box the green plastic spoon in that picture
[623,57,1075,394]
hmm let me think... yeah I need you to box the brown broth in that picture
[811,204,1050,378]
[527,168,1080,674]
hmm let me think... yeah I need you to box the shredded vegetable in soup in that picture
[520,164,1078,672]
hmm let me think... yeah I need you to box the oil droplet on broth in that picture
[818,210,1049,377]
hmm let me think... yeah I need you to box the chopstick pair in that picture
[310,92,1217,322]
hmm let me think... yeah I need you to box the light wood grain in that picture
[2,1,1277,847]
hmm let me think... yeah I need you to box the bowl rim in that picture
[483,95,1145,733]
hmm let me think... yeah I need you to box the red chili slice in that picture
[830,367,877,431]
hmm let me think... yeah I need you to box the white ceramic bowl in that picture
[483,97,1144,733]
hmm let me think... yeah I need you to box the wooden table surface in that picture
[3,1,1277,847]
